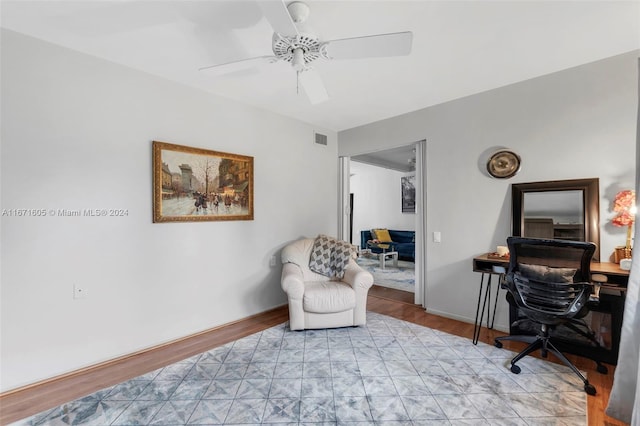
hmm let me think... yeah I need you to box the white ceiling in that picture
[352,144,416,172]
[1,1,639,132]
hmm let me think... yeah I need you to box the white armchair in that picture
[281,237,374,331]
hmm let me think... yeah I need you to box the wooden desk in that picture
[473,253,629,291]
[472,254,629,363]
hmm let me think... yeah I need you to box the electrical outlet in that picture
[270,255,277,267]
[73,283,87,299]
[433,231,442,243]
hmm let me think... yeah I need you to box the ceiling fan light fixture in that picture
[292,48,305,71]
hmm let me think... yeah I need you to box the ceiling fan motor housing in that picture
[272,33,327,69]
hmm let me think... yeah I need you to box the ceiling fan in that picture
[199,0,413,104]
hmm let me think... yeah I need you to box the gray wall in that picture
[0,30,338,391]
[339,50,639,328]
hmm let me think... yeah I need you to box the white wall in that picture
[339,51,639,330]
[0,30,338,391]
[350,161,415,247]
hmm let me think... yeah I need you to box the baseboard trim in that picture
[425,307,509,334]
[0,304,289,425]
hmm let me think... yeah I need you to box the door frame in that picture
[339,140,427,306]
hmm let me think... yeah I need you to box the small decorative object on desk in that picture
[612,189,636,263]
[488,245,509,259]
[487,252,510,260]
[620,258,632,271]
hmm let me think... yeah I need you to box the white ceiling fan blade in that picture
[324,31,413,60]
[298,69,329,104]
[199,56,276,76]
[258,0,299,36]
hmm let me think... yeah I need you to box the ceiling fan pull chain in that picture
[296,70,300,95]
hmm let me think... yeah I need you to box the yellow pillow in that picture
[372,228,393,243]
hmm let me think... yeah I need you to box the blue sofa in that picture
[360,230,415,262]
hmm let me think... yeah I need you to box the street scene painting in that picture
[153,141,253,222]
[401,175,415,213]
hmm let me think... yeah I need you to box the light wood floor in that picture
[0,291,628,426]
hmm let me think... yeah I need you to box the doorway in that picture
[346,142,424,304]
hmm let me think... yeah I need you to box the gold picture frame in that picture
[152,141,253,223]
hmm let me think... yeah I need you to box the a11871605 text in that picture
[1,208,129,217]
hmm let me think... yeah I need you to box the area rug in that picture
[356,255,415,292]
[15,312,587,425]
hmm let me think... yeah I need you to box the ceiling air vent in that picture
[315,132,328,146]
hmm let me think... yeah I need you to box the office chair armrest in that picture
[558,282,593,316]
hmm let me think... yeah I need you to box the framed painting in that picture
[152,141,253,223]
[401,175,415,213]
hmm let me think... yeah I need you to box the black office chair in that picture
[494,237,601,395]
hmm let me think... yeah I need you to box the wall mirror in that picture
[512,178,600,260]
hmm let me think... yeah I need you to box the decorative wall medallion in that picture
[487,150,521,179]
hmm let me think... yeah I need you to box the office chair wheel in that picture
[584,383,596,395]
[596,363,608,374]
[510,364,521,374]
[494,341,503,348]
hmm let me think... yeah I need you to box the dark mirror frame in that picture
[512,178,600,261]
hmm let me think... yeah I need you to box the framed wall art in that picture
[152,141,254,223]
[401,175,415,213]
